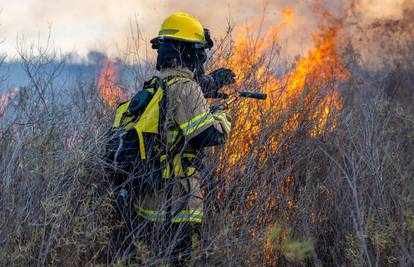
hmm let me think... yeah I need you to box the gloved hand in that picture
[209,67,236,89]
[210,102,228,112]
[198,68,236,98]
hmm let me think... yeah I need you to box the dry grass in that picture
[0,26,413,267]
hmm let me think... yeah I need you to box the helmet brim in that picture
[150,36,209,50]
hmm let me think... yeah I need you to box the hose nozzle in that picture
[238,91,267,100]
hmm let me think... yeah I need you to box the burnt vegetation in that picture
[1,9,414,267]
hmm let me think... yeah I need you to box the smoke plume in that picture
[1,0,412,68]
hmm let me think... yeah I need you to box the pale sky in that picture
[0,0,407,60]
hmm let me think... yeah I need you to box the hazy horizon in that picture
[0,0,410,64]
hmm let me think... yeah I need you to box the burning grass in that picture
[98,58,127,108]
[1,7,414,267]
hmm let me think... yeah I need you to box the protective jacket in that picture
[134,67,231,223]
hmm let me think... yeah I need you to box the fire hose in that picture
[210,91,267,112]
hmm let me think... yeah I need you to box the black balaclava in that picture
[156,39,207,73]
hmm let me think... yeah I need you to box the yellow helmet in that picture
[158,12,205,43]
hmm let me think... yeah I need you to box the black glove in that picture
[209,68,236,88]
[197,68,236,98]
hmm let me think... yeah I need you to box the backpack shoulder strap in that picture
[158,75,189,88]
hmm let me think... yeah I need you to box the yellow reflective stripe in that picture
[180,112,209,129]
[135,128,146,160]
[174,154,185,177]
[135,205,203,223]
[162,167,170,179]
[160,154,173,178]
[161,154,184,178]
[167,130,179,143]
[160,152,197,178]
[182,153,197,177]
[169,135,183,153]
[186,167,196,177]
[182,152,196,158]
[138,208,204,217]
[166,76,186,86]
[213,112,231,132]
[160,154,170,178]
[172,216,202,223]
[180,112,215,136]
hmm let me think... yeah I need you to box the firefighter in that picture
[132,12,234,265]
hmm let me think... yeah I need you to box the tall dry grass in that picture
[0,26,413,267]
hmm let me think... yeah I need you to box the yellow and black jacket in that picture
[138,67,231,223]
[111,67,231,223]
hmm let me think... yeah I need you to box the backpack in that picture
[104,75,186,192]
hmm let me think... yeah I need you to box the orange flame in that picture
[98,58,126,108]
[0,87,19,116]
[219,9,348,166]
[214,10,349,260]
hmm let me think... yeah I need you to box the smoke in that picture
[0,0,139,57]
[0,0,412,68]
[353,0,408,21]
[342,0,414,68]
[1,0,348,58]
